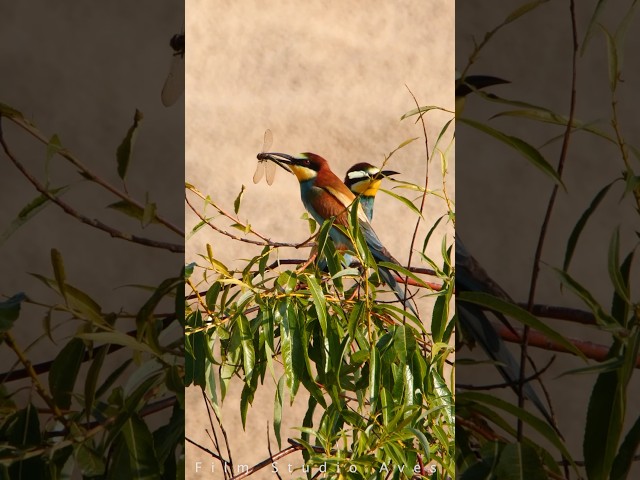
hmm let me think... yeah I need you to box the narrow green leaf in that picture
[459,291,587,359]
[50,248,67,306]
[611,413,640,480]
[116,109,143,180]
[369,346,380,411]
[304,275,327,335]
[77,331,156,356]
[552,268,619,328]
[274,375,285,450]
[121,414,161,479]
[581,0,610,55]
[608,228,631,304]
[380,188,423,217]
[459,117,564,188]
[49,338,86,410]
[495,442,547,480]
[84,345,108,421]
[141,199,157,228]
[564,181,617,271]
[584,366,624,479]
[504,0,549,24]
[73,441,105,477]
[0,187,69,246]
[233,185,246,214]
[462,391,575,468]
[107,200,162,225]
[600,26,619,91]
[238,314,255,383]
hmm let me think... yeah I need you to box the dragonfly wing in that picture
[253,162,265,183]
[265,160,276,185]
[161,55,185,107]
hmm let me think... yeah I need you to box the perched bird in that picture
[457,238,555,428]
[258,152,418,316]
[342,163,399,221]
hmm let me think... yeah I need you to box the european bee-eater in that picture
[342,163,399,221]
[258,152,417,316]
[457,237,555,427]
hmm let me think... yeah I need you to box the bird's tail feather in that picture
[378,266,419,317]
[458,303,557,429]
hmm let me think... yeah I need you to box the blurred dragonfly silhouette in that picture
[161,25,185,107]
[253,129,276,185]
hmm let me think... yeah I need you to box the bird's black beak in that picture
[257,152,295,172]
[379,170,400,179]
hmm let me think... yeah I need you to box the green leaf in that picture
[432,369,454,426]
[74,442,106,477]
[369,345,380,411]
[107,200,162,225]
[121,414,161,479]
[600,25,619,91]
[0,187,68,246]
[608,228,631,305]
[46,133,63,161]
[304,275,327,335]
[238,314,255,383]
[584,364,625,479]
[552,268,619,328]
[380,188,423,217]
[274,375,285,450]
[30,273,105,325]
[85,345,108,421]
[458,117,564,188]
[504,0,550,24]
[141,198,157,228]
[49,337,86,410]
[581,0,610,55]
[51,248,68,305]
[459,291,587,359]
[462,391,575,468]
[495,442,547,480]
[563,180,617,271]
[78,331,156,356]
[611,413,640,480]
[0,293,26,332]
[116,109,143,180]
[233,185,246,214]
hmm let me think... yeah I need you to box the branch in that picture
[185,192,315,248]
[0,125,184,253]
[520,0,578,440]
[3,114,184,236]
[497,323,640,368]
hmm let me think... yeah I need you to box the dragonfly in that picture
[252,129,276,185]
[161,25,185,107]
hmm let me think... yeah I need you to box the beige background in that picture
[185,0,454,477]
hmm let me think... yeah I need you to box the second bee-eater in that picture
[258,152,417,316]
[457,237,556,428]
[342,163,399,221]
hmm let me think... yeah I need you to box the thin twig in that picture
[456,356,555,390]
[520,0,578,442]
[2,332,64,420]
[402,85,431,320]
[185,193,315,248]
